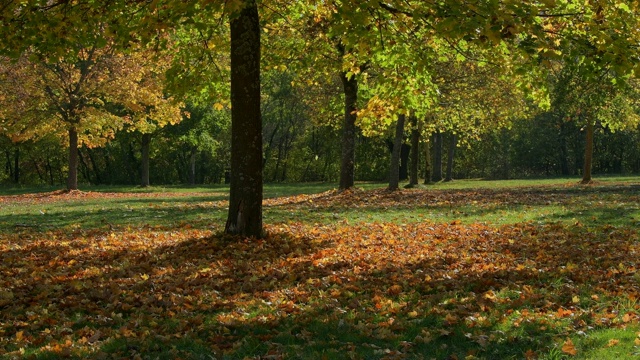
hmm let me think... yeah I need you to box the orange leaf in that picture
[606,339,619,347]
[562,338,577,356]
[524,349,537,360]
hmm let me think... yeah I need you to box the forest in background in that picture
[2,87,640,187]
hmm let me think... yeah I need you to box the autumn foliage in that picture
[1,184,639,359]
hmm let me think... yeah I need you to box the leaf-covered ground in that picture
[1,181,639,359]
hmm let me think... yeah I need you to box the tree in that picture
[224,0,263,237]
[388,114,406,190]
[408,115,420,187]
[0,45,181,190]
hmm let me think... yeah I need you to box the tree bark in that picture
[388,114,406,190]
[67,127,79,190]
[581,118,594,184]
[141,133,151,187]
[225,0,263,238]
[423,136,432,184]
[408,115,419,186]
[445,132,457,182]
[13,147,19,184]
[432,131,443,182]
[559,121,570,176]
[339,71,358,190]
[189,146,197,185]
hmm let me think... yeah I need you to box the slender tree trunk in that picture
[86,148,102,184]
[13,147,19,184]
[432,131,443,182]
[4,149,10,179]
[339,71,358,190]
[388,114,406,190]
[189,146,197,185]
[409,115,419,187]
[46,156,54,185]
[225,0,263,238]
[399,143,410,181]
[141,133,151,187]
[32,157,45,183]
[77,148,92,184]
[423,136,432,184]
[67,127,79,190]
[559,121,570,176]
[445,133,457,182]
[581,118,594,184]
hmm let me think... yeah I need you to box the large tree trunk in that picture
[581,118,594,184]
[339,71,358,190]
[408,115,419,187]
[141,133,151,187]
[445,132,457,182]
[225,0,263,238]
[432,131,443,182]
[67,127,79,190]
[388,114,406,190]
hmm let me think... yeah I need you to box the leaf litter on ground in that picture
[0,183,639,359]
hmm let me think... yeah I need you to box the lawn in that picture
[0,177,639,359]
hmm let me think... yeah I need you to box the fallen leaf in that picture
[606,339,619,347]
[562,338,577,356]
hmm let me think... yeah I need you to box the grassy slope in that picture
[0,176,639,359]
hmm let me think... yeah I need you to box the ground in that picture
[0,177,639,359]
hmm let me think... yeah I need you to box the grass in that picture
[0,176,639,359]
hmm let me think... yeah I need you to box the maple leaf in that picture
[562,338,578,356]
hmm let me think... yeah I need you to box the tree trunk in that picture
[86,148,102,184]
[409,115,419,186]
[225,0,263,238]
[77,148,92,184]
[13,147,19,184]
[432,131,443,182]
[423,136,432,184]
[339,71,358,190]
[141,133,151,187]
[4,149,10,179]
[189,146,197,185]
[445,132,457,182]
[388,114,406,190]
[559,121,570,176]
[581,118,594,184]
[67,127,79,190]
[46,156,55,185]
